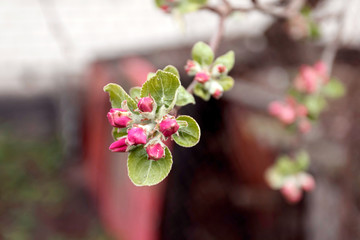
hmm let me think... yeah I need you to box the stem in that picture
[209,15,226,54]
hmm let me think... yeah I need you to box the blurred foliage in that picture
[0,129,112,240]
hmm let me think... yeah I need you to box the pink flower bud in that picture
[294,66,319,94]
[107,108,131,128]
[268,101,296,125]
[217,64,226,73]
[160,4,170,13]
[184,60,198,75]
[138,97,154,112]
[212,88,223,99]
[109,137,128,152]
[299,173,315,192]
[159,118,179,137]
[146,143,165,160]
[296,104,308,117]
[127,127,147,145]
[194,71,210,83]
[299,118,311,133]
[280,181,302,204]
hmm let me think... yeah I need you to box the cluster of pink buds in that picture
[268,97,311,133]
[185,62,227,99]
[280,173,315,204]
[294,61,328,94]
[107,96,180,160]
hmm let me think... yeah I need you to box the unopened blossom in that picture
[107,108,131,128]
[212,88,223,99]
[280,180,302,204]
[294,66,320,94]
[313,61,328,84]
[138,97,154,112]
[146,143,165,160]
[194,71,210,83]
[298,173,315,192]
[268,101,296,125]
[159,118,179,137]
[127,127,147,145]
[185,60,199,76]
[109,137,128,152]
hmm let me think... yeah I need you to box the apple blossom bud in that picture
[268,101,296,124]
[299,118,311,133]
[194,71,210,83]
[160,5,170,13]
[127,127,147,145]
[138,97,154,112]
[299,173,315,192]
[109,137,128,152]
[184,60,199,76]
[159,118,179,137]
[296,104,308,117]
[212,88,223,99]
[280,181,302,204]
[217,64,226,73]
[146,143,165,160]
[295,66,319,93]
[107,108,131,128]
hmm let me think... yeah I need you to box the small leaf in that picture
[147,72,156,80]
[173,115,200,147]
[265,167,285,189]
[104,83,137,112]
[163,65,180,79]
[129,87,141,99]
[295,150,310,171]
[141,70,181,110]
[112,127,127,140]
[127,146,173,186]
[214,51,235,71]
[193,83,211,101]
[192,41,214,66]
[217,76,234,91]
[177,0,207,13]
[308,20,320,39]
[304,95,327,117]
[176,86,195,106]
[323,77,345,99]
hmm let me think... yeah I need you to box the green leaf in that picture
[217,76,234,91]
[173,115,200,147]
[127,146,173,186]
[176,86,195,106]
[104,83,137,111]
[129,87,141,100]
[140,70,181,110]
[304,95,327,117]
[295,150,310,171]
[163,65,180,79]
[214,51,235,71]
[112,128,127,140]
[147,72,156,81]
[192,41,214,66]
[193,83,211,101]
[308,20,320,39]
[323,77,345,99]
[177,0,207,13]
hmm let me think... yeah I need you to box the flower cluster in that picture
[268,61,333,133]
[108,96,179,160]
[265,151,315,204]
[269,97,311,133]
[185,42,235,101]
[279,172,315,203]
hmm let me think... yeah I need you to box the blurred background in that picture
[1,0,360,239]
